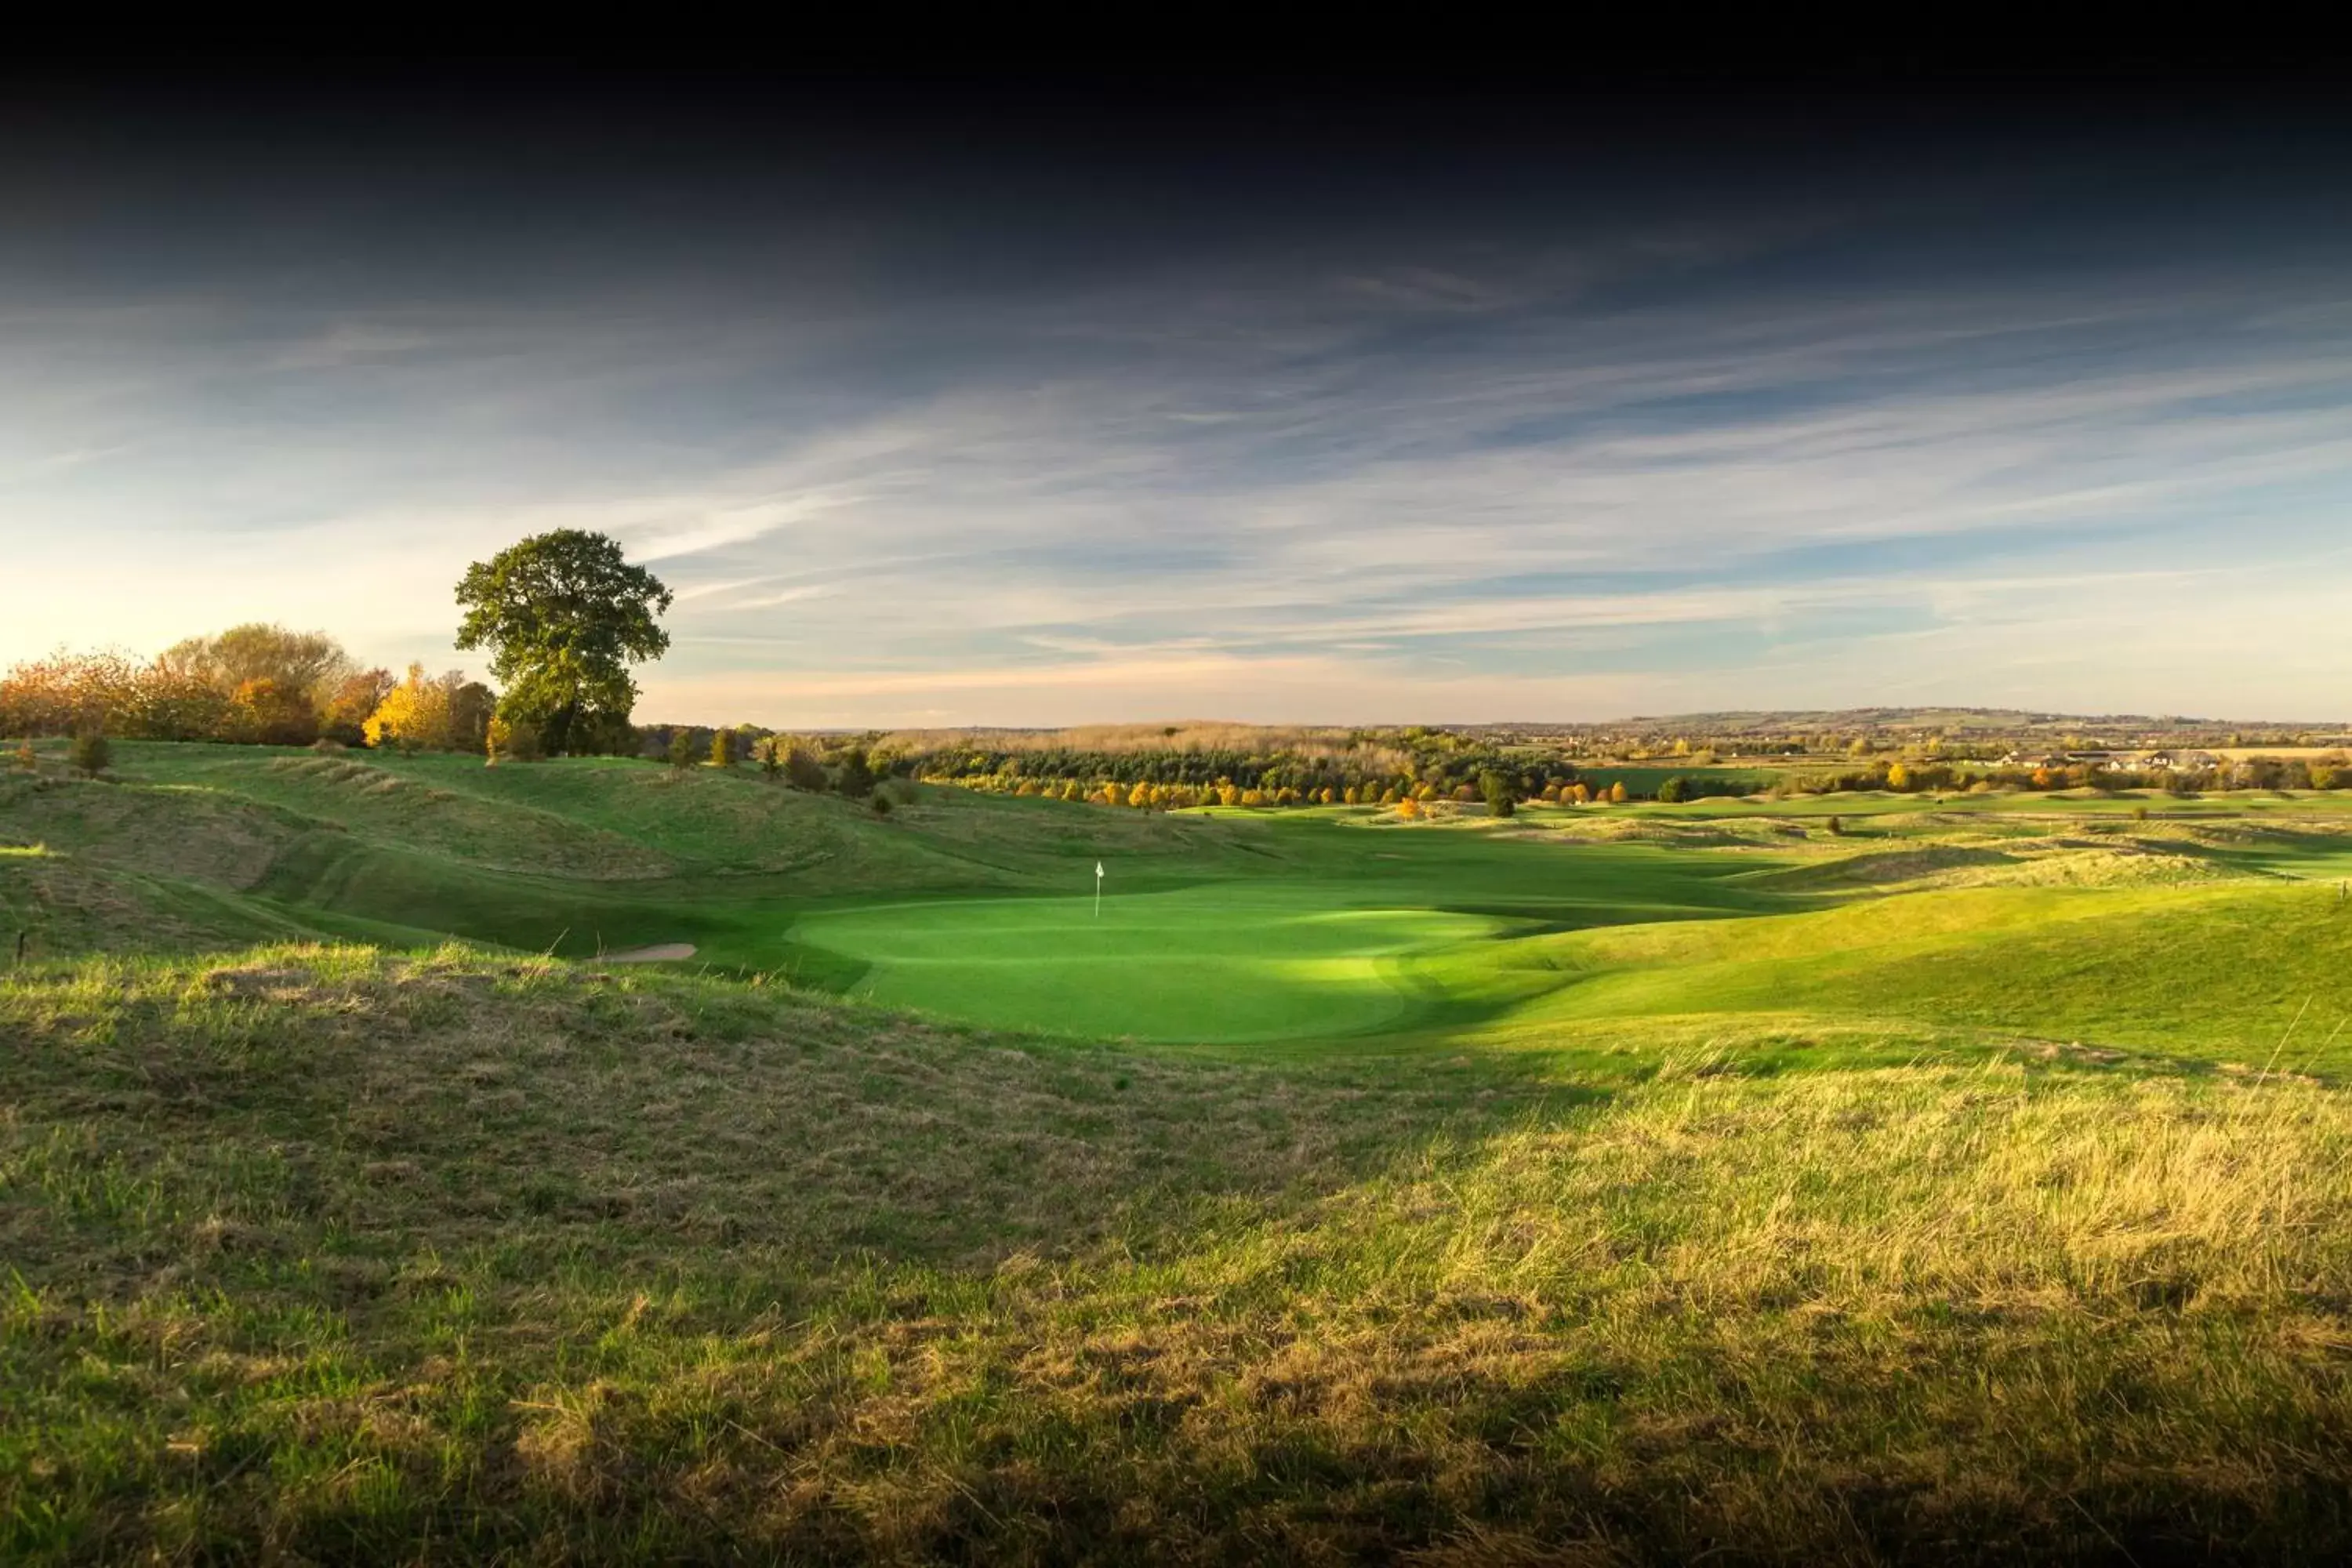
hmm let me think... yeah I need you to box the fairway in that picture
[12,744,2352,1562]
[792,885,1516,1040]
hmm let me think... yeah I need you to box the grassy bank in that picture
[6,946,2351,1563]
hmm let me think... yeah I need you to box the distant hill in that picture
[1465,706,2350,739]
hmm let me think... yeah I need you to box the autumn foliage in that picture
[0,628,505,758]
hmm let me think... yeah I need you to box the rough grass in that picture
[10,743,2352,1558]
[5,947,2351,1563]
[0,843,318,959]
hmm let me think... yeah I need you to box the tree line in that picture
[1,531,670,766]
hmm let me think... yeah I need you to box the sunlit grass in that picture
[9,747,2352,1559]
[4,947,2350,1561]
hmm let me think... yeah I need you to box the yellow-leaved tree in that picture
[364,664,457,753]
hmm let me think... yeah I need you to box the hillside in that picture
[7,742,2352,1561]
[0,742,1280,970]
[6,946,2351,1563]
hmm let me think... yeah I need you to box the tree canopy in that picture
[162,624,353,706]
[454,531,671,756]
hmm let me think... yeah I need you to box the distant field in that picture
[8,739,2352,1561]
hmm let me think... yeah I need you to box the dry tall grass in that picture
[5,949,2350,1562]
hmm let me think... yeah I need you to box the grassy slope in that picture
[1483,881,2352,1067]
[2,744,1287,971]
[9,747,2352,1063]
[5,947,2352,1563]
[9,751,2352,1558]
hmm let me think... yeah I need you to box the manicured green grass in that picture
[797,887,1511,1041]
[9,745,2352,1064]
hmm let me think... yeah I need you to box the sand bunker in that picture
[600,943,697,963]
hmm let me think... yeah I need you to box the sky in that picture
[4,67,2350,726]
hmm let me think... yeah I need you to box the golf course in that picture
[8,739,2352,1562]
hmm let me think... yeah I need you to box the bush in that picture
[71,728,110,779]
[9,740,35,773]
[1657,775,1690,804]
[488,716,543,766]
[785,746,828,793]
[1827,815,1846,837]
[835,746,876,800]
[870,793,893,818]
[1479,770,1515,817]
[667,729,699,772]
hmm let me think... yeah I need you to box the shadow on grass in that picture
[10,947,2350,1564]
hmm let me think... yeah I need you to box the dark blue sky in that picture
[5,68,2349,722]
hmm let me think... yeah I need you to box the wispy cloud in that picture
[4,136,2349,722]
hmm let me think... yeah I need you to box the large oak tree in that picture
[455,530,672,757]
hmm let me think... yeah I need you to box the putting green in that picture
[789,884,1517,1041]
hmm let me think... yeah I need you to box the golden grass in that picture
[5,948,2351,1561]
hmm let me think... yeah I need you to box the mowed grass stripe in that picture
[793,887,1519,1041]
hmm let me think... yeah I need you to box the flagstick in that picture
[1094,861,1103,918]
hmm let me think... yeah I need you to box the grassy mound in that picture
[5,946,2350,1562]
[1492,880,2352,1070]
[9,746,2352,1059]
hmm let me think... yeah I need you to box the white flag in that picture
[1095,862,1105,878]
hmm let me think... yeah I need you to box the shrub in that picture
[870,793,893,817]
[487,716,543,766]
[71,728,110,778]
[835,746,876,800]
[1479,770,1515,817]
[9,739,35,773]
[1657,775,1689,804]
[448,682,497,756]
[667,729,699,771]
[711,730,733,768]
[1827,814,1846,837]
[786,747,828,793]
